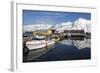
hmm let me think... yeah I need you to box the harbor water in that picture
[23,38,91,62]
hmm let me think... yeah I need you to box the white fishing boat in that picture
[26,40,55,50]
[34,35,46,40]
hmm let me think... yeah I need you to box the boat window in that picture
[32,37,45,40]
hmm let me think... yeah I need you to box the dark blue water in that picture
[24,39,91,62]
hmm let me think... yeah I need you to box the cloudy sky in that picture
[23,10,91,25]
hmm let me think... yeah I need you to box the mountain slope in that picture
[23,18,91,33]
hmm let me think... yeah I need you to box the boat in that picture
[52,35,60,42]
[26,39,55,50]
[34,35,46,40]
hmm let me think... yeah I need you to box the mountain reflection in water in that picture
[23,39,91,62]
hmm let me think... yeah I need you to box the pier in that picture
[23,30,91,52]
[23,29,91,43]
[51,30,88,41]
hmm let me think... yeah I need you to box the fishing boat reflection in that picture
[23,43,56,62]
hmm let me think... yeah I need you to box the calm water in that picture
[23,39,91,62]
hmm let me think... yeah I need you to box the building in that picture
[33,29,53,36]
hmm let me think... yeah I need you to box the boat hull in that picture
[26,40,55,50]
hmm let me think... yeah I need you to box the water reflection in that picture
[23,39,91,62]
[61,39,91,49]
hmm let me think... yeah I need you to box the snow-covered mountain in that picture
[53,18,91,33]
[23,24,52,32]
[51,18,91,33]
[51,22,73,33]
[73,18,91,33]
[53,22,73,30]
[23,18,91,33]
